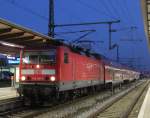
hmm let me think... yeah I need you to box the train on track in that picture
[18,45,140,104]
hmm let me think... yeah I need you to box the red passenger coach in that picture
[103,60,140,85]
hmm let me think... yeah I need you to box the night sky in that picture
[0,0,149,71]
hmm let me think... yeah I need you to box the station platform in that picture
[138,85,150,118]
[0,87,18,101]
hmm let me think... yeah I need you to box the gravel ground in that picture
[35,90,114,118]
[34,82,139,118]
[96,81,148,118]
[5,81,143,118]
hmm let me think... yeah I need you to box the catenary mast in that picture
[48,0,55,38]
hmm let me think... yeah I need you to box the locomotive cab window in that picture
[23,49,56,65]
[64,53,69,63]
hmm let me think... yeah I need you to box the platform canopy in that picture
[0,18,62,55]
[141,0,150,47]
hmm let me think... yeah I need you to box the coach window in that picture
[64,53,69,63]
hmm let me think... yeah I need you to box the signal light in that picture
[50,76,56,82]
[21,76,26,81]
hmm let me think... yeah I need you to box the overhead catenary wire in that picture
[104,0,138,39]
[101,0,120,19]
[109,0,121,19]
[124,0,135,24]
[2,0,137,34]
[56,0,85,23]
[101,0,126,28]
[1,0,141,62]
[95,0,118,20]
[54,29,96,36]
[105,0,129,28]
[4,0,81,38]
[76,0,118,20]
[95,0,139,63]
[116,0,132,25]
[99,0,132,29]
[124,0,137,26]
[96,0,134,40]
[95,0,130,32]
[54,0,87,35]
[4,0,49,21]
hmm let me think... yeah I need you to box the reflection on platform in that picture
[0,87,18,101]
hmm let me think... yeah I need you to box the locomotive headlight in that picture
[21,76,26,81]
[50,76,56,82]
[36,64,40,69]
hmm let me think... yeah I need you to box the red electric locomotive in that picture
[19,46,107,102]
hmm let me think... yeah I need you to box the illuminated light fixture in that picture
[0,41,24,48]
[50,76,56,82]
[43,39,47,43]
[36,64,40,69]
[7,55,16,60]
[0,53,11,56]
[21,76,26,81]
[1,42,15,47]
[23,57,29,64]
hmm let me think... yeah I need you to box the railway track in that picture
[88,80,149,118]
[4,90,113,118]
[17,81,142,118]
[128,81,149,118]
[0,97,24,116]
[0,80,144,118]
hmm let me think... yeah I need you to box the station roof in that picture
[0,18,62,55]
[141,0,150,47]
